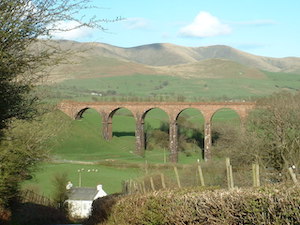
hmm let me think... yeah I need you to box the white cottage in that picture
[66,184,107,218]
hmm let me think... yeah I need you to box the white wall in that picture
[66,200,93,218]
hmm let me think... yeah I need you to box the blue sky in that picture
[53,0,300,58]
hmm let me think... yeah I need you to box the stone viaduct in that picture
[58,100,255,162]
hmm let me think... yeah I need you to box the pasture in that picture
[45,71,300,102]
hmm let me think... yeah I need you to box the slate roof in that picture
[67,187,98,201]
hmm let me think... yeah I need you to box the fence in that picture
[123,158,299,194]
[20,189,54,207]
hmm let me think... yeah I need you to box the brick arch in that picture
[108,107,135,122]
[141,107,170,122]
[175,107,205,158]
[58,100,256,162]
[133,107,170,158]
[75,107,89,119]
[74,107,103,120]
[210,107,242,123]
[210,107,245,122]
[175,107,205,120]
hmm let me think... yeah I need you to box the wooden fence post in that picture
[129,179,133,194]
[145,160,148,174]
[197,159,205,186]
[160,173,166,189]
[288,167,298,185]
[142,180,146,193]
[150,177,155,191]
[252,163,260,187]
[174,166,181,188]
[226,158,234,189]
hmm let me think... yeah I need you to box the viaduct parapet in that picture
[58,101,256,162]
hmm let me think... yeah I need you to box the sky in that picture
[52,0,300,58]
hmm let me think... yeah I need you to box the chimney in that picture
[97,184,103,191]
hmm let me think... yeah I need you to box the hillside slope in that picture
[43,40,300,83]
[70,41,300,73]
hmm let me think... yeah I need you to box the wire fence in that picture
[20,189,55,207]
[122,158,299,194]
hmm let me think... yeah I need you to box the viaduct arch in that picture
[58,101,255,162]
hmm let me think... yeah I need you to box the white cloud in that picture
[179,11,231,37]
[123,17,150,29]
[50,21,95,40]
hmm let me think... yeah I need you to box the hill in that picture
[37,40,300,102]
[156,58,266,79]
[53,40,300,71]
[44,40,300,84]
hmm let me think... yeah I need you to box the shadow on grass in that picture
[113,131,135,137]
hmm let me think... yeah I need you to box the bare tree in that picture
[0,0,118,134]
[0,0,118,208]
[213,91,300,175]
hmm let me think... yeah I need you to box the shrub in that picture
[84,194,122,225]
[101,184,300,225]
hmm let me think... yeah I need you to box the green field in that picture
[44,72,300,102]
[25,163,142,196]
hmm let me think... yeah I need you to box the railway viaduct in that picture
[58,101,255,162]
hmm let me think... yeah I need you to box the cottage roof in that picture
[67,187,98,201]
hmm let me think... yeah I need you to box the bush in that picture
[101,184,300,225]
[84,194,122,225]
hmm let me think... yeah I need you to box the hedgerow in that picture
[91,184,300,225]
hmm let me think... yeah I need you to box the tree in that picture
[52,172,69,212]
[247,91,300,172]
[0,110,69,207]
[0,0,116,135]
[0,0,117,208]
[213,91,300,175]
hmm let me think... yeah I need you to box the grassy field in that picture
[24,163,142,197]
[44,71,300,102]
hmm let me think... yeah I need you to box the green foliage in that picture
[0,0,97,132]
[51,172,69,211]
[0,0,110,210]
[0,110,69,207]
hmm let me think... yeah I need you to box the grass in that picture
[24,163,142,197]
[43,71,300,102]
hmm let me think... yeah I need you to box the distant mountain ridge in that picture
[45,40,300,83]
[77,41,300,73]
